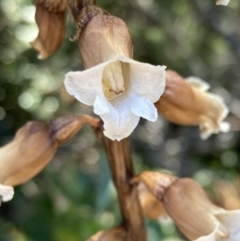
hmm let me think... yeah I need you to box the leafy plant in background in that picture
[0,0,240,241]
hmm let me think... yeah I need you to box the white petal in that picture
[219,122,231,133]
[185,76,210,92]
[194,224,220,241]
[194,231,216,241]
[199,92,229,140]
[216,210,240,240]
[100,95,140,141]
[129,93,158,122]
[64,61,111,106]
[216,0,230,6]
[0,184,14,202]
[119,56,166,103]
[93,95,110,115]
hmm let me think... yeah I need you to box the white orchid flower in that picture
[216,0,230,6]
[64,15,166,141]
[65,57,166,141]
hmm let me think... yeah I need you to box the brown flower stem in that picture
[100,133,147,241]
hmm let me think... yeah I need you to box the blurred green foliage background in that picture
[0,0,240,240]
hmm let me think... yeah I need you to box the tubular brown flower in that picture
[155,70,229,139]
[163,178,240,241]
[0,115,100,202]
[133,172,240,240]
[0,121,58,187]
[31,0,67,59]
[163,178,222,240]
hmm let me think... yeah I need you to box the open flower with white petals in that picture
[65,15,166,141]
[216,0,231,6]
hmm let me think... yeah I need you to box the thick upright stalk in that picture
[101,135,147,241]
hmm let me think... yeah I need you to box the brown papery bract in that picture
[31,0,67,59]
[50,115,101,145]
[131,171,176,200]
[137,182,168,220]
[0,115,100,186]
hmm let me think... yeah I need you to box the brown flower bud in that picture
[79,14,133,69]
[31,0,67,59]
[0,121,58,186]
[0,115,100,187]
[155,70,229,139]
[87,227,127,241]
[163,178,228,240]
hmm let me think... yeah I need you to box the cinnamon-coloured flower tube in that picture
[163,178,240,241]
[155,70,229,139]
[0,115,100,202]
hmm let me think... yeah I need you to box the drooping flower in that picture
[163,178,240,241]
[155,70,229,140]
[216,0,231,6]
[0,115,99,203]
[64,14,166,141]
[132,172,240,241]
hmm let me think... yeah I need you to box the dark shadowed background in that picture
[0,0,240,240]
